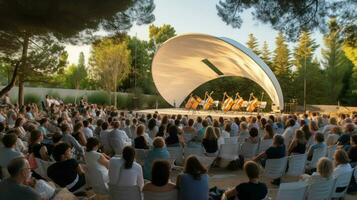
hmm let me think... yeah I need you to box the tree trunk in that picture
[18,33,30,106]
[0,62,20,97]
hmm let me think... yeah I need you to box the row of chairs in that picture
[276,167,357,200]
[109,185,177,200]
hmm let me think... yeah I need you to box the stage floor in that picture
[136,108,278,119]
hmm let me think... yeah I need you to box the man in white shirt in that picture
[109,121,131,155]
[83,120,93,139]
[0,134,23,178]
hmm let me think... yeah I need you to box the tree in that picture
[216,0,356,41]
[89,38,131,108]
[261,41,271,67]
[148,24,176,51]
[0,0,155,105]
[293,31,326,106]
[321,19,349,104]
[246,33,260,56]
[271,32,293,102]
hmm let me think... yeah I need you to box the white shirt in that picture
[108,157,144,189]
[221,130,230,138]
[83,127,93,139]
[100,129,112,154]
[85,151,109,184]
[282,126,295,147]
[109,129,132,155]
[333,163,352,178]
[230,123,239,136]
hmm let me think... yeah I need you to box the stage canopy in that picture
[152,34,284,110]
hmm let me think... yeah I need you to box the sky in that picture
[65,0,323,65]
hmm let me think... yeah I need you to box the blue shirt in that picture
[143,147,169,180]
[179,173,209,200]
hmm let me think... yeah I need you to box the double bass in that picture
[191,95,202,110]
[246,93,259,112]
[203,91,214,110]
[231,92,244,111]
[221,92,234,112]
[185,94,196,109]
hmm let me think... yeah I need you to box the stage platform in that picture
[136,108,279,119]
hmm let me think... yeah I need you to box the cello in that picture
[246,93,259,112]
[191,95,202,110]
[231,92,244,111]
[203,91,214,110]
[221,92,234,112]
[185,94,196,109]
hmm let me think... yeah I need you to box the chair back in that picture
[240,142,258,159]
[35,158,54,179]
[184,147,204,159]
[218,143,239,160]
[224,136,238,144]
[257,139,273,154]
[109,185,141,200]
[330,170,353,198]
[326,145,337,160]
[306,177,335,200]
[276,181,307,200]
[167,146,184,166]
[264,157,288,179]
[310,146,327,169]
[286,154,307,176]
[135,149,148,166]
[143,189,178,200]
[86,167,108,194]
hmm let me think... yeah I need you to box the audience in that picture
[307,132,326,161]
[143,160,176,192]
[144,137,170,180]
[288,130,307,155]
[134,124,150,149]
[202,126,218,155]
[0,134,23,178]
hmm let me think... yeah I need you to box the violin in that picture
[221,92,234,112]
[231,92,244,111]
[203,91,214,110]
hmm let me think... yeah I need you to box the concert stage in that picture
[136,108,277,119]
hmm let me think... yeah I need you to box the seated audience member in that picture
[134,124,150,149]
[109,146,144,190]
[348,135,357,166]
[224,161,268,200]
[82,120,93,139]
[93,119,103,139]
[182,118,196,136]
[108,121,131,155]
[288,130,307,155]
[176,156,209,200]
[333,149,352,178]
[301,157,333,185]
[47,142,86,192]
[72,122,87,146]
[238,122,249,142]
[245,127,260,144]
[254,134,285,185]
[307,133,326,161]
[85,137,109,186]
[165,125,181,147]
[0,134,23,177]
[144,137,170,180]
[215,127,225,148]
[263,124,274,140]
[61,123,84,157]
[202,126,218,155]
[0,157,41,200]
[282,118,296,147]
[28,130,50,161]
[147,118,159,139]
[99,122,111,154]
[143,160,176,192]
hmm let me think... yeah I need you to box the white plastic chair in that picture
[306,177,335,200]
[86,167,109,194]
[224,136,238,144]
[308,146,327,169]
[240,142,258,159]
[330,170,353,198]
[109,185,141,200]
[218,143,239,161]
[135,149,148,166]
[34,158,54,179]
[257,139,273,154]
[286,154,307,176]
[143,189,178,200]
[184,147,204,159]
[167,146,184,166]
[264,157,288,179]
[276,181,307,200]
[326,145,337,160]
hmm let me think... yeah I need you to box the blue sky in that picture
[65,0,323,64]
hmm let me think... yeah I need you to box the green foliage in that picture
[260,41,271,67]
[63,96,76,104]
[63,52,89,89]
[87,92,110,105]
[117,94,130,109]
[46,90,60,99]
[149,24,176,49]
[24,93,40,104]
[246,33,260,56]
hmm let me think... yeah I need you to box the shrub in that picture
[63,96,76,104]
[87,91,110,105]
[46,90,61,99]
[117,94,130,109]
[24,93,41,105]
[145,95,157,108]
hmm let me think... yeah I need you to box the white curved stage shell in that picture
[152,34,284,110]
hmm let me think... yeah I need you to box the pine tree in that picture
[293,30,326,105]
[321,19,349,104]
[271,32,293,102]
[261,41,272,67]
[246,33,260,56]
